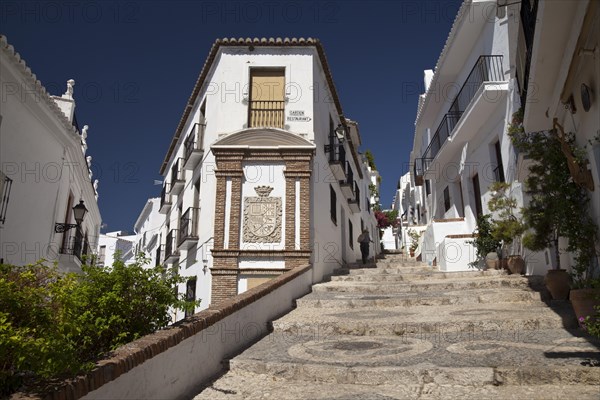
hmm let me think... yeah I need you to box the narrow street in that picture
[195,254,600,399]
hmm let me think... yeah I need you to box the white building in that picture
[409,0,521,271]
[132,197,163,267]
[0,35,101,272]
[517,0,600,271]
[97,231,136,267]
[156,37,377,315]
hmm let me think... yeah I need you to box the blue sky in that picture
[2,0,461,233]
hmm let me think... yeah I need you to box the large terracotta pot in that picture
[485,252,499,270]
[570,288,600,323]
[507,255,525,275]
[544,269,571,300]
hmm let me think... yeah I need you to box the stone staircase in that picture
[193,254,600,399]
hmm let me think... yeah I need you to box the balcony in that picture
[348,182,361,213]
[248,100,285,128]
[60,234,89,262]
[178,207,200,248]
[170,158,185,196]
[421,55,505,171]
[164,229,180,263]
[325,139,347,181]
[339,162,354,198]
[159,183,172,214]
[413,157,433,186]
[184,123,206,170]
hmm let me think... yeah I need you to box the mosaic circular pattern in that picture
[446,339,599,356]
[288,336,433,364]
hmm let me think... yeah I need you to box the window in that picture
[184,278,197,318]
[348,219,354,249]
[425,180,431,196]
[494,141,505,182]
[472,174,483,217]
[443,186,451,212]
[330,185,337,225]
[248,69,285,128]
[0,170,12,224]
[98,245,106,266]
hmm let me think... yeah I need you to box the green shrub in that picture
[0,255,198,396]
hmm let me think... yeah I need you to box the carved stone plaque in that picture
[243,186,282,243]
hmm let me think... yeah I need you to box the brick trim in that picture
[17,264,312,400]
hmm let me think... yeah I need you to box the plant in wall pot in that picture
[487,182,526,274]
[407,229,421,258]
[509,110,599,301]
[468,214,501,270]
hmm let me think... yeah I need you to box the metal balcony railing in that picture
[160,183,172,213]
[179,207,200,246]
[421,55,504,167]
[325,142,346,165]
[170,158,185,187]
[184,123,206,169]
[60,233,87,262]
[165,229,179,261]
[0,174,12,224]
[348,181,361,212]
[413,157,433,186]
[248,100,285,128]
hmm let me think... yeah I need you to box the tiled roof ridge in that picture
[0,35,80,139]
[159,37,349,175]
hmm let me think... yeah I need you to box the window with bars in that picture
[330,185,337,225]
[248,69,285,128]
[348,219,354,249]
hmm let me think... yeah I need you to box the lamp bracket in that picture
[54,223,78,233]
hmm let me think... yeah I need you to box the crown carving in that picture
[254,186,273,197]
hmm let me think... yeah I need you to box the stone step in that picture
[333,269,506,282]
[222,329,600,387]
[195,376,600,400]
[313,275,540,294]
[296,288,544,308]
[348,266,439,275]
[272,302,578,335]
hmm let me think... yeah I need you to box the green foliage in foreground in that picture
[0,255,198,396]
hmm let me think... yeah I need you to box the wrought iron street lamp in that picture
[335,123,347,142]
[54,200,88,233]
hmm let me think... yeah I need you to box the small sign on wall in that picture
[287,110,312,122]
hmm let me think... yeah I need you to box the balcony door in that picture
[248,69,285,128]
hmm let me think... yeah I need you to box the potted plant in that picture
[407,229,421,258]
[509,110,599,300]
[487,182,526,274]
[468,214,501,270]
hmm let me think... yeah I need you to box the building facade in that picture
[0,35,101,272]
[517,0,600,271]
[407,0,599,274]
[156,38,377,314]
[409,0,521,271]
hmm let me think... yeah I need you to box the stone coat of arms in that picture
[243,186,282,243]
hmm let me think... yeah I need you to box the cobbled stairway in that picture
[194,254,600,399]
